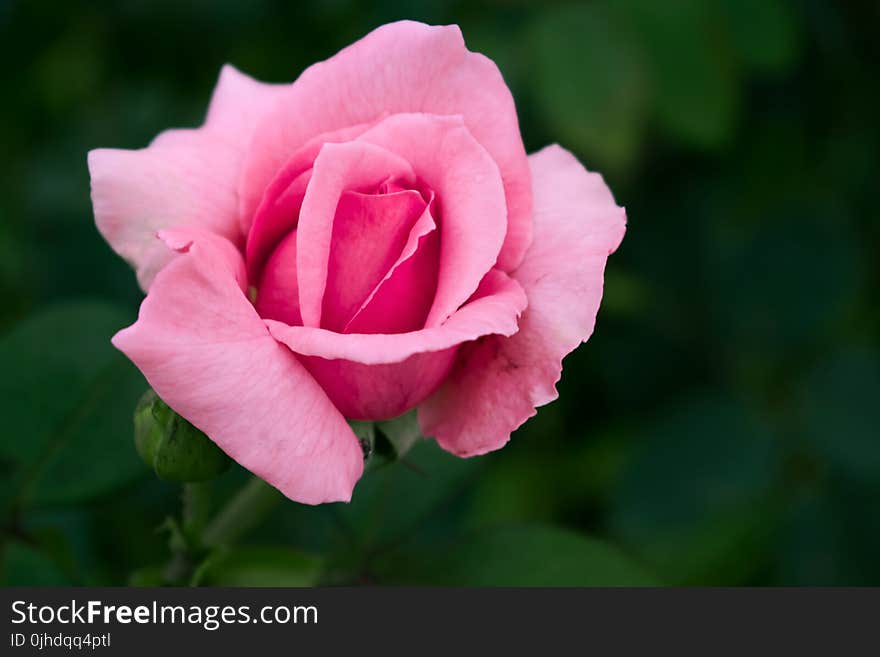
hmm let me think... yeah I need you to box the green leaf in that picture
[0,300,146,508]
[392,525,656,586]
[127,564,166,586]
[774,471,880,586]
[1,540,73,586]
[798,349,880,482]
[192,546,323,587]
[775,487,852,585]
[610,394,779,584]
[526,3,648,171]
[704,214,863,364]
[611,0,741,148]
[719,0,801,74]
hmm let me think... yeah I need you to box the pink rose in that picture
[89,21,625,504]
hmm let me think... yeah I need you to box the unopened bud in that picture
[134,389,231,482]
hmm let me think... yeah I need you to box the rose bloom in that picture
[89,21,626,504]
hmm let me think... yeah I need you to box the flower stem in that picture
[181,482,212,546]
[202,476,282,547]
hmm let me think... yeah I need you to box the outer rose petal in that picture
[239,20,532,272]
[111,228,364,504]
[89,65,286,290]
[272,269,525,420]
[418,145,626,456]
[301,349,458,420]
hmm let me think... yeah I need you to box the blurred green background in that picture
[1,0,878,586]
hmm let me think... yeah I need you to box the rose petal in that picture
[301,349,458,420]
[321,189,429,332]
[344,203,439,334]
[244,122,373,280]
[254,228,302,326]
[266,268,527,364]
[245,167,311,283]
[295,141,417,327]
[112,228,364,504]
[357,114,508,327]
[239,20,531,272]
[89,65,286,290]
[418,145,626,456]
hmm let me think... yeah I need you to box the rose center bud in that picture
[251,175,440,336]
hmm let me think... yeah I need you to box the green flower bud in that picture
[134,389,231,482]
